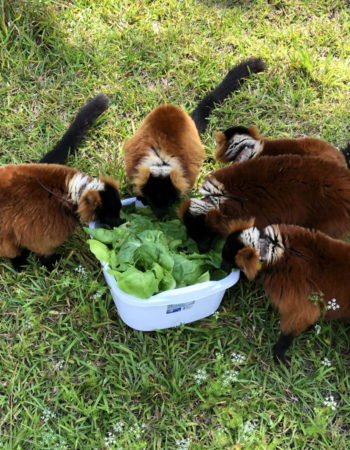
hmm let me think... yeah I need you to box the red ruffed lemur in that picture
[215,125,349,167]
[1,95,122,271]
[123,58,266,218]
[178,155,350,253]
[220,219,350,363]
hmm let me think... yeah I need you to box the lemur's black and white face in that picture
[221,225,284,272]
[69,173,123,229]
[223,126,262,163]
[182,176,234,253]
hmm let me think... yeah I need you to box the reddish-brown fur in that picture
[190,155,350,238]
[124,105,204,194]
[176,197,191,219]
[0,164,118,259]
[0,164,76,257]
[234,224,350,336]
[215,126,346,167]
[235,247,261,280]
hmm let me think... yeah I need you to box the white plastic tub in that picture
[90,198,240,331]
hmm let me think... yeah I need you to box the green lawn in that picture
[1,0,350,448]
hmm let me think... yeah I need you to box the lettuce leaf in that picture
[108,267,159,299]
[172,254,205,288]
[86,204,228,299]
[87,240,111,263]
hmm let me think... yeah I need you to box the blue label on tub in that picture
[166,301,195,314]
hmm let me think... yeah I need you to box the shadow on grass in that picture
[1,0,90,70]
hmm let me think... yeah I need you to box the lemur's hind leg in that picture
[11,249,31,272]
[38,253,62,271]
[273,295,321,364]
[273,333,294,364]
[273,326,316,364]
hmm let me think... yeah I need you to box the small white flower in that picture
[24,320,34,330]
[216,426,228,434]
[326,298,340,311]
[113,421,124,433]
[213,311,220,320]
[128,423,145,440]
[176,438,191,450]
[222,369,239,387]
[104,431,117,447]
[231,352,246,364]
[40,431,68,449]
[215,352,224,361]
[152,22,161,33]
[321,357,332,367]
[74,265,88,275]
[193,368,208,385]
[41,409,56,423]
[323,394,337,411]
[239,421,256,441]
[92,290,103,300]
[315,324,321,335]
[53,360,65,370]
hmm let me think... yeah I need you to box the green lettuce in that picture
[108,267,159,299]
[85,204,227,299]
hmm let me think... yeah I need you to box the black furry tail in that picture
[39,94,109,164]
[341,142,350,168]
[191,57,266,134]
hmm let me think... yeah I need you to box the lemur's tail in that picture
[39,94,109,164]
[341,142,350,168]
[191,57,266,134]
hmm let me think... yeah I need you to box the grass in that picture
[1,0,350,448]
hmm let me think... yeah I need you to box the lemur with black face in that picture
[178,155,350,253]
[215,125,348,167]
[123,58,266,218]
[220,219,350,364]
[0,163,122,271]
[1,94,123,271]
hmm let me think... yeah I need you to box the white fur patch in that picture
[68,173,105,203]
[239,225,284,264]
[226,134,261,162]
[140,148,181,178]
[259,225,284,263]
[200,178,225,197]
[149,165,173,177]
[199,178,227,208]
[240,227,261,250]
[189,198,215,216]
